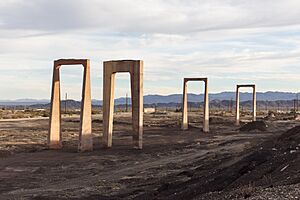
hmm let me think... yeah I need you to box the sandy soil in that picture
[0,112,299,199]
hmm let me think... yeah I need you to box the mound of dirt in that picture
[278,125,300,141]
[276,125,300,150]
[239,121,268,132]
[194,125,300,199]
[209,117,233,125]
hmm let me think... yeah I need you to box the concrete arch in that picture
[48,59,92,152]
[181,78,209,133]
[102,60,143,149]
[235,84,256,126]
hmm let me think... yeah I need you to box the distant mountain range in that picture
[0,91,299,106]
[110,91,300,105]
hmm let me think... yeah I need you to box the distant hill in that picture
[29,100,81,109]
[0,99,49,106]
[94,91,300,105]
[0,91,299,106]
[25,99,299,111]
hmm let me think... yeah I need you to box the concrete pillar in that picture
[79,60,93,151]
[203,79,209,132]
[103,63,115,148]
[235,86,240,126]
[131,61,143,149]
[49,63,62,149]
[103,60,144,149]
[48,59,93,151]
[181,80,188,130]
[253,85,257,121]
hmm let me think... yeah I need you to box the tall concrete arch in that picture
[48,59,92,152]
[103,60,143,149]
[182,78,209,133]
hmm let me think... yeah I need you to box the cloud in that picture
[1,0,300,34]
[0,0,300,99]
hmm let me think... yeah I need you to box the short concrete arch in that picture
[235,84,256,126]
[181,78,209,133]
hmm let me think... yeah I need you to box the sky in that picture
[1,0,300,100]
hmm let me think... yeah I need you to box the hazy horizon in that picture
[0,90,299,102]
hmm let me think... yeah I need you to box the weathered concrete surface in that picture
[103,60,144,149]
[49,59,92,152]
[235,84,256,126]
[182,78,209,133]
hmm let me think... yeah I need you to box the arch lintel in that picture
[54,59,89,68]
[184,78,208,83]
[237,84,255,88]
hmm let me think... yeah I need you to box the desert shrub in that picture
[238,183,255,199]
[262,174,273,187]
[42,112,50,117]
[11,113,26,119]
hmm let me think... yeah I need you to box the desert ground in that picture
[0,111,299,199]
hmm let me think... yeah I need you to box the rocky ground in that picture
[0,112,299,199]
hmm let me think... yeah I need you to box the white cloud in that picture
[1,0,300,33]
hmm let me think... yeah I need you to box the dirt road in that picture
[0,112,299,199]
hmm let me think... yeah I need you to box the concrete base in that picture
[78,134,93,152]
[49,142,63,150]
